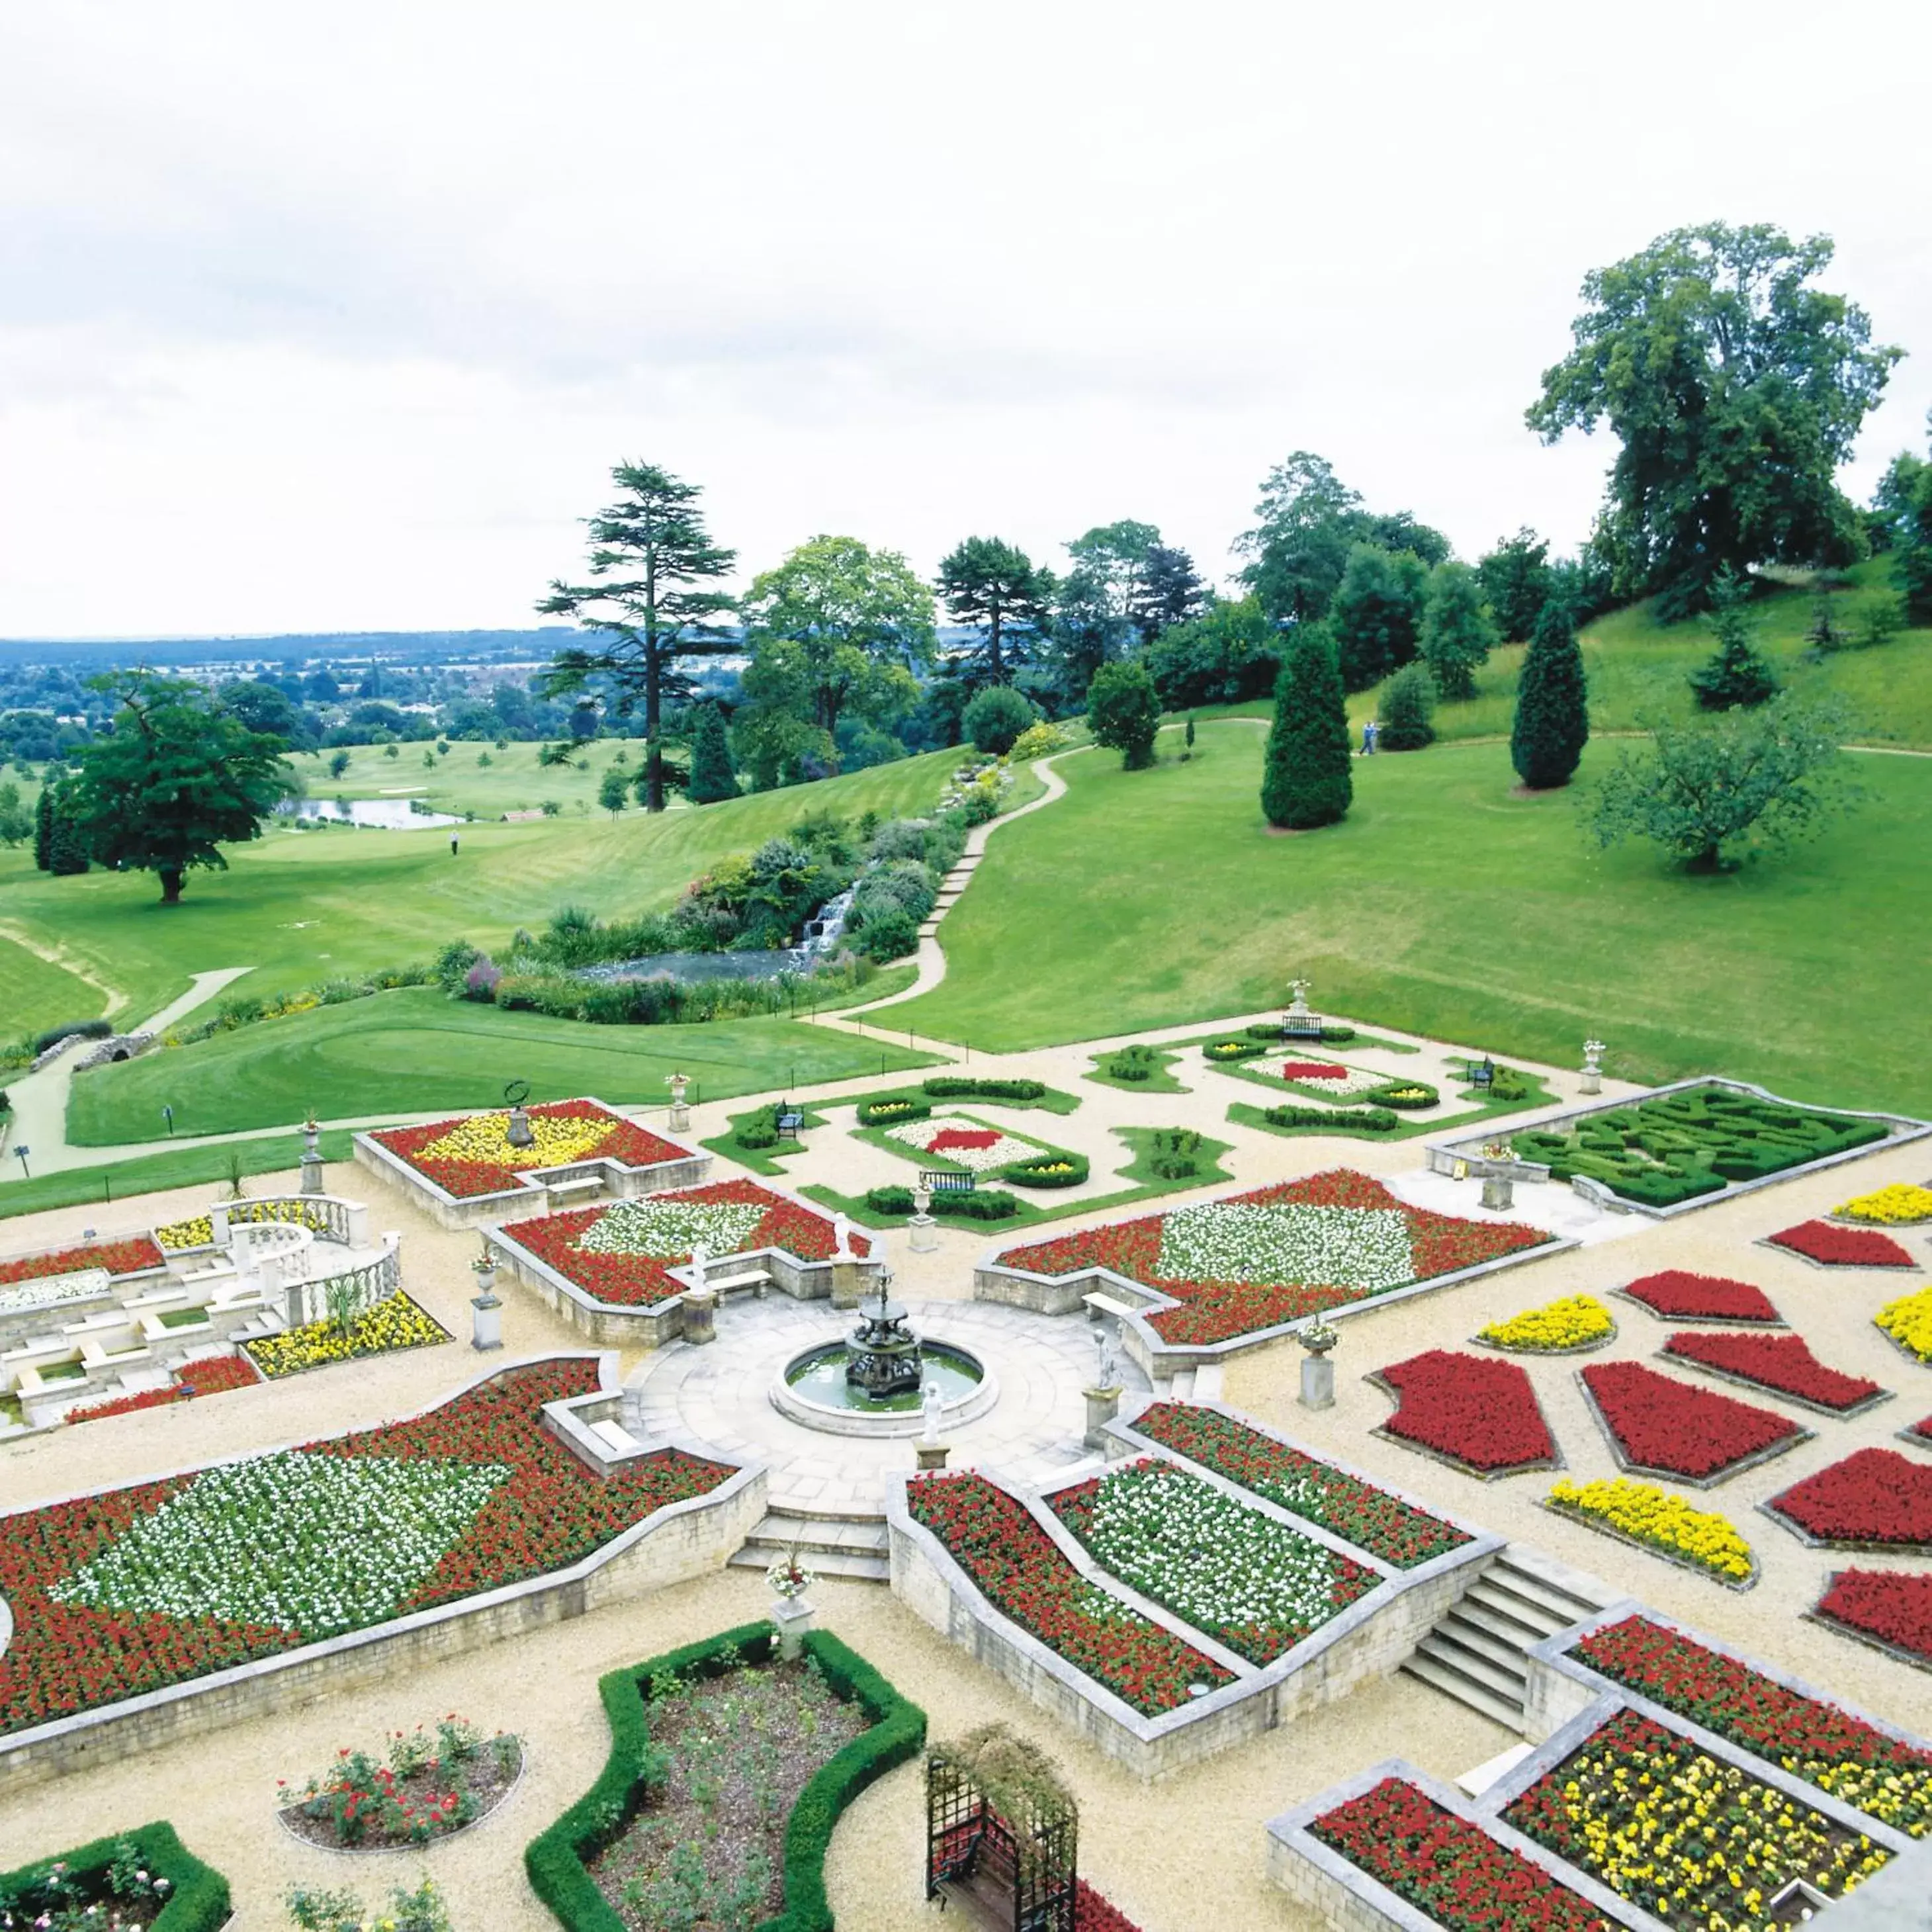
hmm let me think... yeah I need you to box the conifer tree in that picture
[33,785,54,871]
[683,702,741,804]
[1261,626,1352,828]
[1511,599,1590,789]
[1688,570,1781,710]
[46,782,90,876]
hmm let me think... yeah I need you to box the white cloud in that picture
[1,0,1927,633]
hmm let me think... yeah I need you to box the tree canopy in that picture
[536,461,738,811]
[1418,560,1498,701]
[1329,545,1429,692]
[69,673,294,902]
[1476,529,1553,642]
[1527,223,1903,618]
[935,536,1053,685]
[1084,660,1161,770]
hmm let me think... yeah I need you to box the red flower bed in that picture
[1573,1614,1932,1833]
[1581,1360,1800,1480]
[1374,1350,1556,1474]
[1074,1880,1145,1932]
[0,1237,165,1289]
[501,1180,865,1307]
[1768,1220,1919,1269]
[1661,1330,1884,1413]
[994,1170,1552,1346]
[904,1471,1233,1714]
[65,1354,261,1426]
[1769,1448,1932,1550]
[1282,1061,1349,1080]
[370,1099,688,1198]
[1620,1270,1782,1324]
[1311,1777,1614,1932]
[927,1127,1002,1153]
[0,1361,732,1734]
[1817,1569,1932,1666]
[1133,1401,1471,1567]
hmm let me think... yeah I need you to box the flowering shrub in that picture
[1202,1037,1267,1062]
[1374,1350,1556,1473]
[1048,1460,1376,1664]
[1836,1184,1932,1225]
[1581,1360,1802,1480]
[1311,1777,1614,1932]
[1769,1448,1932,1550]
[0,1237,164,1291]
[370,1100,686,1198]
[1548,1477,1755,1583]
[1661,1330,1884,1413]
[1767,1219,1918,1268]
[66,1355,259,1425]
[996,1171,1551,1345]
[1132,1401,1470,1567]
[904,1472,1233,1713]
[1503,1707,1894,1923]
[1619,1270,1782,1324]
[1573,1614,1932,1836]
[1876,1284,1932,1364]
[0,1362,731,1733]
[1477,1294,1614,1352]
[281,1714,521,1848]
[1816,1569,1932,1667]
[502,1180,864,1306]
[243,1292,451,1380]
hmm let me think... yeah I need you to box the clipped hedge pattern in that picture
[923,1076,1047,1102]
[525,1622,926,1932]
[0,1822,230,1932]
[1264,1103,1401,1134]
[865,1185,1023,1221]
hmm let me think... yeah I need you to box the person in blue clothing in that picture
[1361,719,1378,755]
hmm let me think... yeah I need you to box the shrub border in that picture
[523,1621,926,1932]
[0,1822,231,1932]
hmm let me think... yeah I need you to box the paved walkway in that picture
[632,1294,1143,1515]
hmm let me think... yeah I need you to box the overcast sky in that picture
[3,0,1928,637]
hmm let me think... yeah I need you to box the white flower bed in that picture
[1156,1202,1415,1290]
[0,1270,111,1319]
[1276,1062,1389,1098]
[882,1116,1042,1173]
[574,1198,767,1258]
[1058,1462,1367,1657]
[52,1450,509,1635]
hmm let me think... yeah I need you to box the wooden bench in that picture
[921,1168,977,1195]
[775,1104,805,1141]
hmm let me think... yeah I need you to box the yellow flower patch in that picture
[154,1200,334,1250]
[1837,1182,1932,1225]
[1876,1284,1932,1364]
[1478,1294,1614,1352]
[414,1110,615,1173]
[244,1292,450,1378]
[1549,1475,1755,1582]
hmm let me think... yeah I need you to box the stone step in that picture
[728,1545,890,1583]
[1482,1558,1603,1633]
[1399,1651,1522,1732]
[1454,1591,1554,1651]
[1164,1368,1196,1401]
[1192,1363,1224,1400]
[744,1509,888,1552]
[1427,1616,1531,1689]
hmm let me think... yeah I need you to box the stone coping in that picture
[1427,1075,1931,1222]
[885,1428,1499,1778]
[768,1338,1001,1439]
[973,1214,1575,1382]
[0,1352,766,1794]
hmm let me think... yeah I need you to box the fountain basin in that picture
[771,1340,998,1437]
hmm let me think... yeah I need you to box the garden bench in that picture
[590,1417,645,1456]
[921,1168,977,1195]
[543,1175,605,1208]
[1464,1059,1496,1090]
[704,1267,771,1299]
[1082,1291,1140,1323]
[1282,1016,1325,1041]
[775,1104,805,1140]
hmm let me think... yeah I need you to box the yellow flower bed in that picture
[243,1292,449,1379]
[155,1200,333,1250]
[1549,1475,1755,1583]
[1876,1284,1932,1364]
[1837,1182,1932,1225]
[155,1215,215,1251]
[414,1111,615,1172]
[1478,1294,1614,1352]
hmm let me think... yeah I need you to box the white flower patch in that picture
[1156,1202,1415,1290]
[1277,1062,1389,1098]
[574,1198,767,1259]
[0,1270,112,1319]
[52,1451,509,1636]
[882,1116,1041,1172]
[1068,1464,1358,1651]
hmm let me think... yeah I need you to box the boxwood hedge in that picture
[0,1823,230,1932]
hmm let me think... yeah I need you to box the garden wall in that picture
[0,1356,766,1796]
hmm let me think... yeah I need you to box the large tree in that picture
[1884,415,1932,623]
[1419,560,1499,700]
[536,461,738,812]
[934,536,1053,685]
[1476,529,1554,642]
[1128,544,1207,642]
[1329,545,1429,691]
[1260,625,1352,830]
[1589,694,1862,872]
[740,535,935,748]
[1527,223,1903,618]
[1084,660,1162,770]
[1143,595,1279,709]
[68,674,293,902]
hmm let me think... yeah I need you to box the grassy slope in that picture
[66,987,938,1144]
[887,721,1932,1118]
[0,931,109,1037]
[0,750,957,1020]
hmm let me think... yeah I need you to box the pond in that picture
[281,797,464,830]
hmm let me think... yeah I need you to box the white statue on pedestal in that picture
[832,1213,854,1260]
[921,1379,944,1443]
[689,1242,709,1289]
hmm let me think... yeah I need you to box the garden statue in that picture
[1581,1037,1606,1096]
[1093,1327,1121,1391]
[469,1245,504,1352]
[504,1078,535,1149]
[689,1241,709,1288]
[832,1212,854,1260]
[922,1378,944,1443]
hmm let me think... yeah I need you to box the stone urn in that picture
[470,1251,504,1352]
[767,1555,818,1659]
[1298,1317,1337,1410]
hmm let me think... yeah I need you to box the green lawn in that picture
[0,1129,357,1221]
[887,721,1932,1119]
[0,930,111,1039]
[65,987,938,1145]
[0,750,958,1020]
